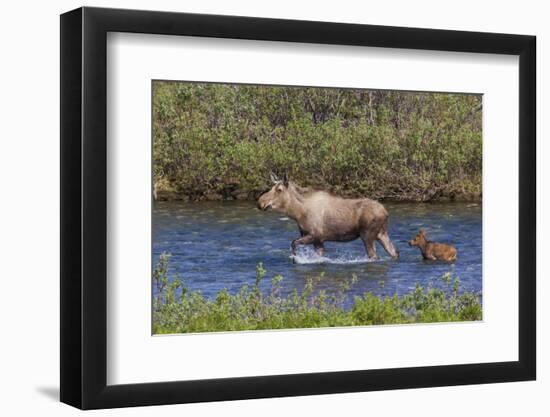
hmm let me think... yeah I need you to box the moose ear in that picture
[282,173,289,186]
[419,229,426,235]
[270,172,279,183]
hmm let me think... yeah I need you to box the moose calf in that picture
[408,229,457,262]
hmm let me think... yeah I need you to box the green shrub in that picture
[153,82,482,201]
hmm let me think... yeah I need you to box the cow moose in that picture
[257,174,399,260]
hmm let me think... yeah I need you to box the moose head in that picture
[257,172,292,212]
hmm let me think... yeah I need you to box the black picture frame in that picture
[60,6,536,410]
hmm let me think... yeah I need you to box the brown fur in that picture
[408,229,457,262]
[257,176,399,259]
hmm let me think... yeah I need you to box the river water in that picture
[153,201,482,306]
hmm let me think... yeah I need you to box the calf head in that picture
[409,229,427,247]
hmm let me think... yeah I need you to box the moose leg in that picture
[360,231,378,259]
[377,230,399,259]
[291,235,315,255]
[313,241,326,256]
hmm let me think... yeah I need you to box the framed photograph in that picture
[60,6,536,409]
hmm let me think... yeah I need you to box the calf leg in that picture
[377,230,399,259]
[423,252,437,261]
[291,234,315,255]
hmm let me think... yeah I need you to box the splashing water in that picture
[290,246,380,264]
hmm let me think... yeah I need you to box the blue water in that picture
[153,201,482,307]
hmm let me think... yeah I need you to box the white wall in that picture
[0,0,546,415]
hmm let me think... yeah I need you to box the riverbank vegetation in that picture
[153,82,482,202]
[152,253,482,334]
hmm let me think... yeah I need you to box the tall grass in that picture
[152,253,482,334]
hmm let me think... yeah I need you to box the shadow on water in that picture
[153,200,482,307]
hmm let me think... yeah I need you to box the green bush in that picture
[152,254,482,334]
[153,82,482,201]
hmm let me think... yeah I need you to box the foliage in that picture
[153,82,482,202]
[152,254,482,334]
